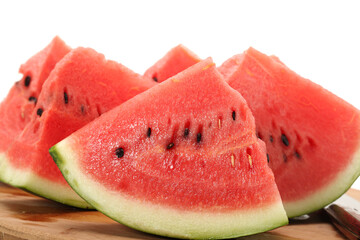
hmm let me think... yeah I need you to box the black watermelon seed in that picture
[80,105,85,113]
[28,96,37,103]
[24,76,31,87]
[152,76,158,82]
[232,111,236,120]
[147,127,151,138]
[267,154,270,163]
[115,148,124,158]
[269,135,274,143]
[196,133,202,143]
[283,154,287,162]
[294,151,301,159]
[184,128,189,137]
[281,134,289,146]
[64,92,69,104]
[36,108,43,117]
[167,143,174,150]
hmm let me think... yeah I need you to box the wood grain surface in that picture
[0,182,354,240]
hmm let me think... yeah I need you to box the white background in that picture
[0,0,360,189]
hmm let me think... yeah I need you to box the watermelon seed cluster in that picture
[257,127,304,164]
[114,109,239,160]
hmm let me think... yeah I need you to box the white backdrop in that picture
[0,0,360,188]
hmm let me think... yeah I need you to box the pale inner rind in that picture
[0,152,92,209]
[284,144,360,218]
[53,139,288,239]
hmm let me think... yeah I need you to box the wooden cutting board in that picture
[0,182,356,240]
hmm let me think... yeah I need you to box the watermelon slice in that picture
[50,58,288,239]
[144,44,201,83]
[0,36,70,156]
[218,47,360,218]
[0,47,156,208]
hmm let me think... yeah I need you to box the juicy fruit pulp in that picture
[144,44,201,83]
[1,47,156,208]
[0,36,70,154]
[50,58,288,239]
[219,47,360,217]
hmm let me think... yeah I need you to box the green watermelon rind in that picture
[285,145,360,218]
[50,139,288,239]
[0,152,92,209]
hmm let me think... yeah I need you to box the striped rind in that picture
[0,152,92,209]
[284,144,360,218]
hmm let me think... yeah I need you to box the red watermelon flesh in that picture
[1,47,156,208]
[218,47,360,217]
[144,44,201,83]
[50,58,288,239]
[0,37,70,152]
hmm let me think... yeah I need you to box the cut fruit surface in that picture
[144,44,201,83]
[51,58,287,239]
[0,47,156,208]
[0,36,70,153]
[218,47,360,218]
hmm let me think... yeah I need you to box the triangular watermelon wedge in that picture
[50,58,288,239]
[0,47,156,208]
[0,36,70,156]
[218,47,360,218]
[144,44,201,83]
